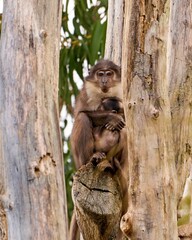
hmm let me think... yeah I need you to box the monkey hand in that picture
[105,115,125,131]
[91,152,106,166]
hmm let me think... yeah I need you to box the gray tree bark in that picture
[0,1,68,239]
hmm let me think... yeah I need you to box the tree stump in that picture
[72,161,123,240]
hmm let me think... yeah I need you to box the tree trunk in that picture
[0,1,68,239]
[105,0,124,66]
[168,0,192,201]
[120,0,191,239]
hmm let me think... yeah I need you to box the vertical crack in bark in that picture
[29,26,34,49]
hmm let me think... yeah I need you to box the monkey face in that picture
[96,69,118,93]
[85,60,121,94]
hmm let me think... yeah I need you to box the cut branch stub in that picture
[72,162,123,240]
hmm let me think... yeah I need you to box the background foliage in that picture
[60,0,108,113]
[60,0,108,220]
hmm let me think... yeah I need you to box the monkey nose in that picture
[101,77,108,84]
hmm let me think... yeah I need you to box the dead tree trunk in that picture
[121,0,191,239]
[0,1,68,239]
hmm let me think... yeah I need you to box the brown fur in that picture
[90,97,126,168]
[71,60,123,168]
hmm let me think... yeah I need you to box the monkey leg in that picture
[70,112,94,168]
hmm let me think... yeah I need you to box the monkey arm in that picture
[81,111,125,131]
[70,112,94,169]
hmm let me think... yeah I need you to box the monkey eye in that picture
[97,71,104,77]
[106,71,113,76]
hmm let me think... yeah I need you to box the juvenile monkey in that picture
[88,97,126,169]
[70,59,125,169]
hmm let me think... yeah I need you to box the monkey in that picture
[92,97,128,212]
[70,59,125,170]
[70,97,126,240]
[70,60,128,240]
[86,97,126,169]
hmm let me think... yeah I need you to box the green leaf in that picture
[89,21,106,64]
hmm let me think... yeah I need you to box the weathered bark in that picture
[121,0,178,239]
[72,162,123,240]
[0,1,68,239]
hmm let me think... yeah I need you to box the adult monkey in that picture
[70,60,128,240]
[70,59,125,169]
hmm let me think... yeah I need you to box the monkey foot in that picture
[91,152,106,166]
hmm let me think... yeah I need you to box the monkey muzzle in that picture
[100,77,108,93]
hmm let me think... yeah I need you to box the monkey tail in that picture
[106,143,122,160]
[69,211,79,240]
